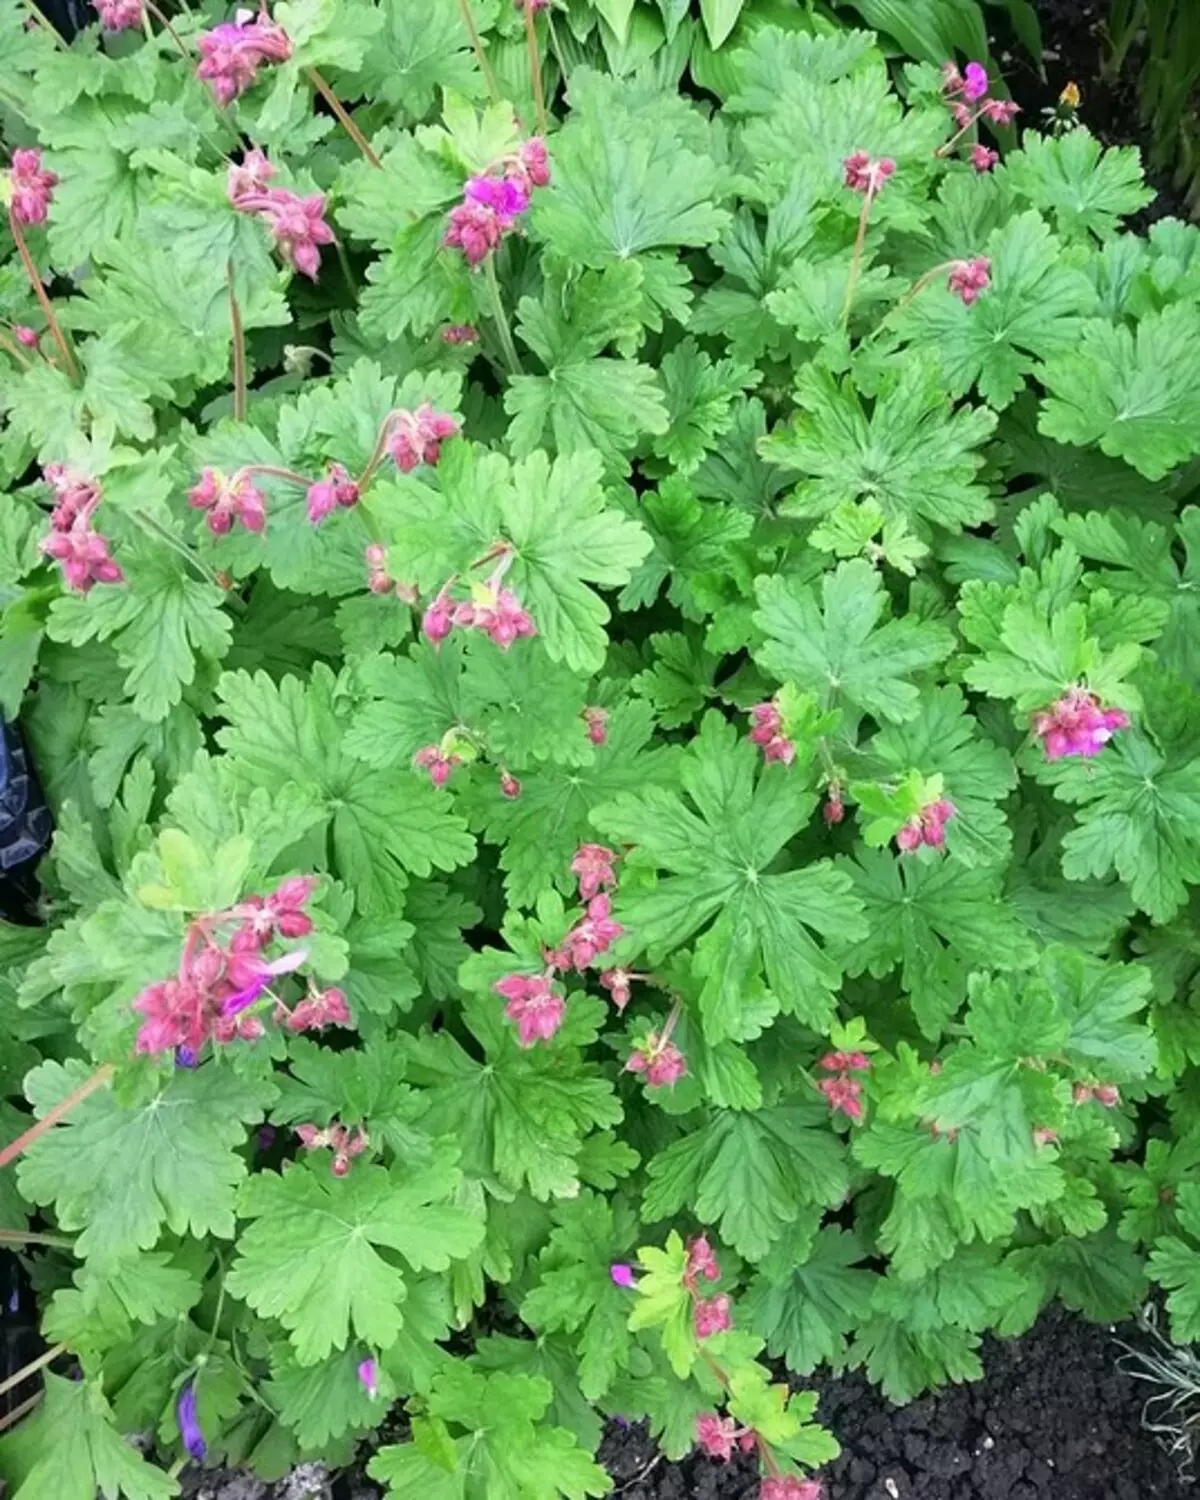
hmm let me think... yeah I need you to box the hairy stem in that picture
[0,1228,74,1249]
[0,1345,66,1402]
[456,0,503,110]
[305,67,382,168]
[523,1,548,135]
[131,508,231,592]
[483,254,523,376]
[840,186,877,329]
[935,107,986,157]
[228,259,246,423]
[144,0,191,59]
[7,207,79,383]
[0,1065,114,1171]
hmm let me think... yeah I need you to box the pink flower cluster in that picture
[600,966,635,1012]
[188,467,267,535]
[445,139,552,265]
[583,706,609,746]
[412,743,462,789]
[1074,1082,1121,1107]
[1033,687,1129,760]
[197,5,292,105]
[94,0,143,29]
[941,59,1020,170]
[39,465,123,594]
[131,876,351,1062]
[385,405,461,472]
[306,463,359,524]
[491,844,625,1047]
[683,1235,732,1339]
[843,151,895,195]
[365,544,417,602]
[748,700,795,765]
[896,797,955,852]
[823,785,845,825]
[8,148,56,227]
[13,325,39,349]
[947,256,991,305]
[227,150,334,281]
[422,557,535,653]
[695,1412,757,1462]
[627,1030,687,1088]
[817,1050,870,1122]
[762,1481,823,1500]
[441,323,479,345]
[296,1120,369,1177]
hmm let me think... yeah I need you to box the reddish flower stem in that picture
[936,107,987,157]
[228,259,246,423]
[0,1064,114,1171]
[523,1,547,136]
[305,67,381,168]
[840,184,879,328]
[7,206,79,383]
[144,0,191,59]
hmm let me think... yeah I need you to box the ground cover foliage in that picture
[3,1,1200,1496]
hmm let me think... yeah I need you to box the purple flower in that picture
[610,1262,636,1289]
[175,1046,198,1069]
[358,1357,379,1399]
[177,1381,206,1462]
[465,174,530,226]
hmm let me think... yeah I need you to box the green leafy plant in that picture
[1,3,1199,1498]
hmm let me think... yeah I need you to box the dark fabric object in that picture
[0,719,51,875]
[29,0,91,42]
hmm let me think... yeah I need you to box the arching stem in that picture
[483,254,523,376]
[228,260,246,423]
[144,0,191,60]
[523,1,547,135]
[305,67,382,168]
[0,1065,114,1171]
[0,1345,66,1401]
[456,0,502,110]
[7,207,79,383]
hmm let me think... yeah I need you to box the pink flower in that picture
[519,137,551,189]
[694,1294,732,1339]
[600,968,633,1012]
[1095,1083,1121,1107]
[259,190,335,280]
[358,1358,379,1400]
[196,7,293,105]
[982,98,1020,125]
[444,200,505,265]
[610,1262,636,1288]
[306,463,359,524]
[583,706,609,746]
[819,1051,871,1073]
[188,468,267,535]
[947,256,991,306]
[1033,687,1129,760]
[296,1120,368,1175]
[1032,1126,1059,1147]
[466,173,530,225]
[696,1414,739,1462]
[227,147,276,206]
[8,148,57,226]
[971,144,999,172]
[94,0,143,29]
[570,843,617,901]
[413,744,462,788]
[221,948,308,1017]
[499,770,522,800]
[41,522,123,593]
[561,893,623,969]
[365,543,394,596]
[951,101,974,129]
[284,985,351,1033]
[14,325,39,349]
[748,701,795,766]
[823,789,845,825]
[473,586,537,650]
[761,1480,823,1500]
[494,972,565,1047]
[962,61,989,102]
[942,61,965,96]
[386,405,460,472]
[422,587,456,644]
[626,1034,687,1089]
[683,1235,720,1289]
[896,798,956,853]
[43,464,101,530]
[819,1073,864,1121]
[843,151,895,194]
[441,324,479,345]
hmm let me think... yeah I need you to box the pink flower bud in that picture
[14,325,39,348]
[843,152,895,194]
[520,137,551,188]
[570,843,617,901]
[1034,687,1130,760]
[971,144,999,172]
[947,256,991,306]
[683,1235,720,1288]
[387,406,460,473]
[94,0,144,30]
[819,1073,864,1120]
[982,98,1021,125]
[823,788,845,825]
[693,1294,732,1339]
[610,1262,636,1289]
[493,972,565,1047]
[500,770,521,799]
[583,706,609,746]
[695,1413,739,1462]
[441,323,479,345]
[761,1480,824,1500]
[358,1358,379,1400]
[1094,1084,1121,1107]
[8,148,57,226]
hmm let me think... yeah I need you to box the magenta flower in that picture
[842,151,895,195]
[962,61,989,102]
[1033,687,1129,760]
[196,6,293,105]
[306,463,359,525]
[683,1235,720,1290]
[386,405,461,472]
[220,948,309,1018]
[610,1262,636,1289]
[600,967,633,1013]
[177,1382,206,1462]
[518,137,551,189]
[471,586,537,650]
[422,587,456,644]
[94,0,143,29]
[227,147,276,206]
[896,797,956,852]
[444,200,505,265]
[8,148,57,227]
[14,324,39,349]
[819,1073,864,1121]
[982,97,1020,125]
[41,521,123,594]
[493,972,565,1047]
[971,144,999,172]
[626,1033,687,1089]
[284,984,351,1033]
[188,468,267,535]
[762,1480,824,1500]
[358,1358,379,1400]
[583,706,609,746]
[748,700,796,766]
[261,191,335,280]
[819,1050,871,1073]
[693,1294,732,1339]
[560,893,623,969]
[413,744,462,789]
[466,174,530,225]
[823,787,845,825]
[296,1119,369,1175]
[947,256,991,306]
[695,1413,739,1461]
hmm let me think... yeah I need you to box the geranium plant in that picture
[2,2,1200,1497]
